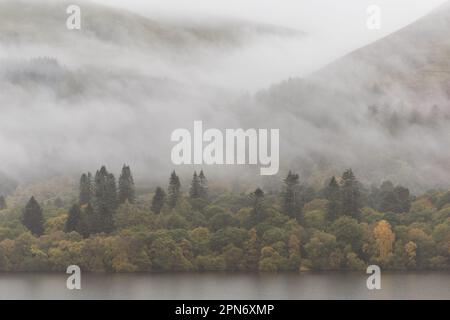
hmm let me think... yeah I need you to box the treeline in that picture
[0,166,449,272]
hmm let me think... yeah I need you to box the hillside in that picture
[249,3,450,190]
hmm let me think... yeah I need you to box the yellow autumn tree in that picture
[404,241,417,268]
[373,220,395,267]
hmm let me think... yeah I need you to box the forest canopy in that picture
[0,165,449,272]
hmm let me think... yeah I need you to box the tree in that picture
[304,232,338,270]
[0,195,6,210]
[325,177,340,220]
[282,171,301,219]
[189,171,201,199]
[247,188,265,226]
[151,187,166,214]
[115,200,154,229]
[331,216,364,253]
[198,170,208,199]
[394,186,411,213]
[168,171,181,209]
[65,204,82,233]
[118,165,135,204]
[245,228,259,271]
[288,234,301,270]
[373,220,396,267]
[92,166,116,233]
[340,169,362,219]
[22,196,44,236]
[79,173,92,205]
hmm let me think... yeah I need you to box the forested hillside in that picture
[0,166,448,272]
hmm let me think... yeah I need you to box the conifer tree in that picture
[151,187,166,214]
[248,188,265,226]
[79,172,92,205]
[92,166,116,233]
[118,165,135,204]
[65,204,82,233]
[199,170,208,199]
[22,196,44,236]
[340,169,362,220]
[282,171,301,219]
[0,195,6,210]
[168,171,181,209]
[189,171,201,199]
[325,176,340,220]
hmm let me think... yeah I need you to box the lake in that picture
[0,272,449,299]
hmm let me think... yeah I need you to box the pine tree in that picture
[282,171,301,219]
[189,171,201,199]
[65,204,82,233]
[79,172,92,205]
[0,195,6,210]
[118,165,135,204]
[340,169,362,220]
[151,187,166,214]
[325,176,340,220]
[22,196,44,236]
[199,170,208,199]
[168,171,181,209]
[247,188,265,226]
[92,166,116,233]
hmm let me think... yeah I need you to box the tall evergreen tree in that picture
[282,171,301,219]
[189,171,201,199]
[198,170,208,199]
[0,195,6,210]
[151,187,166,214]
[248,188,265,226]
[340,169,362,220]
[92,166,117,233]
[168,171,181,209]
[325,176,340,220]
[79,172,92,205]
[22,196,44,236]
[65,204,82,233]
[118,165,135,204]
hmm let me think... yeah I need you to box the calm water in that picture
[0,272,449,300]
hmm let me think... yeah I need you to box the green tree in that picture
[22,197,44,236]
[282,171,301,219]
[305,232,338,270]
[93,166,117,233]
[325,177,340,220]
[247,188,265,226]
[330,216,364,253]
[168,171,181,209]
[151,187,166,214]
[340,169,362,219]
[65,204,82,233]
[79,173,92,205]
[189,171,201,199]
[118,165,135,204]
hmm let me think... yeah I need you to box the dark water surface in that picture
[0,272,449,299]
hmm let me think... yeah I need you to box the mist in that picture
[0,0,450,193]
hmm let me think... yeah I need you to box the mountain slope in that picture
[250,4,450,190]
